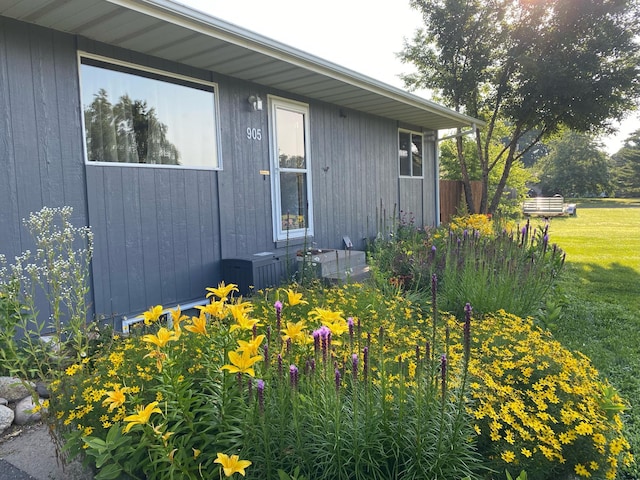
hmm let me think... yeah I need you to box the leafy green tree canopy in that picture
[611,129,640,197]
[536,130,612,197]
[401,0,640,213]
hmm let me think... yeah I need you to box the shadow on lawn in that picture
[569,261,640,309]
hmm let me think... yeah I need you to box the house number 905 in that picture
[247,127,262,141]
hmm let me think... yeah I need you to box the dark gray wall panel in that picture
[86,165,222,318]
[0,18,88,327]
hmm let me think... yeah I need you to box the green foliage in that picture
[401,0,640,213]
[611,129,640,197]
[535,130,613,197]
[466,311,632,480]
[530,200,640,479]
[368,214,565,319]
[0,206,94,380]
[52,283,484,480]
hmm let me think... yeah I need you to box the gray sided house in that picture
[0,0,481,328]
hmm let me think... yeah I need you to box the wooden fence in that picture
[439,180,482,223]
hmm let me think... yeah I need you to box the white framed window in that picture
[268,96,313,241]
[399,129,424,177]
[78,53,221,170]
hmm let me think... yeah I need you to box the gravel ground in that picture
[0,422,93,480]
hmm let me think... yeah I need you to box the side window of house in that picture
[79,54,220,169]
[398,130,423,177]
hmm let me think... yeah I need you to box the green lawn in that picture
[532,199,640,479]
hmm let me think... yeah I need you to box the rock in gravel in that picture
[36,382,50,399]
[0,404,14,435]
[0,376,34,402]
[0,397,7,406]
[14,396,44,425]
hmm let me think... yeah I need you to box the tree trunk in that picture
[457,133,476,214]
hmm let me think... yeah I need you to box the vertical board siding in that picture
[0,19,89,326]
[0,17,21,259]
[3,16,440,324]
[86,165,222,318]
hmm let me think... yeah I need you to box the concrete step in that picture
[296,249,366,277]
[323,264,371,284]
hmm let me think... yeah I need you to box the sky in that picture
[178,0,639,155]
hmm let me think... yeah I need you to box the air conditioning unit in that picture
[222,252,297,295]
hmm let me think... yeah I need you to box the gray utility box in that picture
[221,252,297,295]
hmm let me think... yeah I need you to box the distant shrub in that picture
[369,215,565,319]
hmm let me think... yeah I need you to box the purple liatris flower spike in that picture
[263,344,269,368]
[256,379,265,413]
[278,354,283,377]
[335,368,341,392]
[274,301,283,335]
[425,341,430,362]
[352,353,358,381]
[289,364,299,389]
[286,338,292,355]
[464,303,472,362]
[247,378,253,401]
[363,346,369,382]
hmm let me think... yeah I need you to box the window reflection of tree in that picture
[279,155,307,230]
[84,89,180,165]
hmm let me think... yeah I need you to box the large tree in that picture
[611,129,640,197]
[536,131,612,197]
[400,0,640,214]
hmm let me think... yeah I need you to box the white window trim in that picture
[398,128,424,179]
[268,95,314,242]
[77,51,223,171]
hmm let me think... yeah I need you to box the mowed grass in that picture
[541,199,640,308]
[531,199,640,478]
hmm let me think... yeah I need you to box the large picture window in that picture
[399,130,423,177]
[79,54,220,169]
[269,97,313,241]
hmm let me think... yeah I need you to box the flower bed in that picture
[50,282,631,480]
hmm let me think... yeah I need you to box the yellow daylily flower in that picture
[237,335,265,356]
[227,300,254,322]
[284,288,308,306]
[143,305,164,325]
[281,320,307,344]
[206,282,239,302]
[309,308,347,335]
[184,313,208,335]
[102,385,128,412]
[221,349,262,377]
[142,327,178,348]
[144,349,168,372]
[197,300,227,319]
[170,306,188,335]
[123,401,162,433]
[214,452,252,477]
[229,315,260,332]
